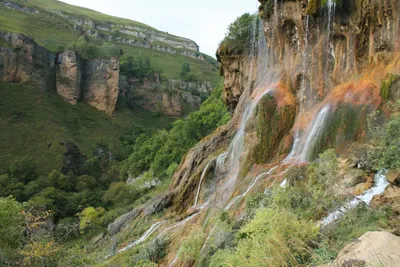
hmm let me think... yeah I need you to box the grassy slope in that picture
[0,82,175,175]
[0,1,220,81]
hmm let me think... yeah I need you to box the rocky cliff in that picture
[0,32,120,114]
[0,0,203,60]
[119,74,213,117]
[0,32,56,91]
[170,0,400,223]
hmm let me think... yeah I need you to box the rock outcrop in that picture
[329,231,400,267]
[119,74,213,117]
[84,57,120,114]
[56,51,84,104]
[0,0,203,60]
[0,32,56,91]
[0,32,120,114]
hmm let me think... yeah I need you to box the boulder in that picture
[108,208,141,235]
[330,231,400,267]
[372,185,400,214]
[387,169,400,186]
[143,193,172,216]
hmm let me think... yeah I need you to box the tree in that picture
[0,197,24,266]
[77,206,105,233]
[220,13,256,53]
[180,62,191,78]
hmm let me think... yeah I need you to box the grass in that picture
[0,82,175,175]
[0,3,220,82]
[119,44,220,82]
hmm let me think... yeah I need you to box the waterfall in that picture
[116,220,168,253]
[192,157,216,207]
[325,0,336,87]
[221,18,270,201]
[321,170,390,226]
[285,15,310,163]
[299,105,331,162]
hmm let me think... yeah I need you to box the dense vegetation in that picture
[219,13,258,54]
[0,83,230,266]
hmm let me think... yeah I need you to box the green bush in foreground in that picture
[210,208,319,267]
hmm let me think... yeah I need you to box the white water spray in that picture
[321,170,390,226]
[116,220,168,253]
[192,158,216,207]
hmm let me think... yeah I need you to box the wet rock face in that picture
[84,57,120,114]
[56,51,84,104]
[0,32,56,91]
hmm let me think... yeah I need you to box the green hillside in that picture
[0,82,175,175]
[0,0,220,82]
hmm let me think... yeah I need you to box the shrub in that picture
[220,13,257,54]
[0,197,24,265]
[77,206,105,233]
[210,208,319,267]
[131,238,167,265]
[177,230,205,263]
[103,182,140,205]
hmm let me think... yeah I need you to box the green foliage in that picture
[177,230,205,262]
[103,182,140,205]
[180,62,195,81]
[220,13,256,54]
[272,150,342,220]
[77,206,105,233]
[120,55,156,81]
[210,208,319,267]
[368,101,400,169]
[380,74,400,101]
[124,83,230,179]
[56,44,65,53]
[0,197,24,265]
[131,238,167,265]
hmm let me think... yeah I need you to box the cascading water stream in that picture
[321,170,390,226]
[115,220,169,254]
[192,157,217,207]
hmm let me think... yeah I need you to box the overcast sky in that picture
[61,0,257,57]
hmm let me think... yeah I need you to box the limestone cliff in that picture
[119,74,213,117]
[84,57,120,114]
[56,51,84,104]
[0,32,120,114]
[169,0,400,213]
[0,0,203,60]
[0,32,56,91]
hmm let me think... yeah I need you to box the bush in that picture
[368,101,400,169]
[131,238,167,265]
[103,182,140,205]
[77,206,105,233]
[0,197,24,265]
[210,208,319,267]
[177,230,205,263]
[120,55,156,81]
[220,13,257,54]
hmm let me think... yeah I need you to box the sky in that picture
[61,0,258,57]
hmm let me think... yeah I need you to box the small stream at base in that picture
[320,170,390,226]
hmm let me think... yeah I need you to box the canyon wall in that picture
[169,0,400,213]
[0,32,210,116]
